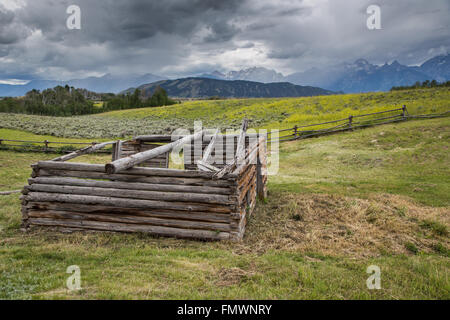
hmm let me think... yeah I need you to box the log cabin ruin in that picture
[20,120,268,241]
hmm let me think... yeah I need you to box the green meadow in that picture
[0,88,448,138]
[0,89,448,299]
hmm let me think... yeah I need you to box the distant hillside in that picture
[123,77,335,98]
[0,73,165,97]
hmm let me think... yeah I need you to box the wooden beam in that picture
[35,169,234,187]
[27,210,231,232]
[135,133,261,143]
[197,128,220,172]
[51,141,116,162]
[26,202,231,223]
[24,192,232,213]
[112,140,122,161]
[0,190,21,195]
[197,160,220,172]
[35,160,231,178]
[236,119,249,164]
[105,130,204,174]
[25,184,231,204]
[202,129,219,163]
[28,177,233,195]
[213,119,248,179]
[27,217,230,240]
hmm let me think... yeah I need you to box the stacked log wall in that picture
[118,140,169,168]
[184,136,256,170]
[21,161,236,240]
[21,136,268,241]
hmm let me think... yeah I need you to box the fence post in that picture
[402,105,407,119]
[44,140,49,152]
[294,125,298,139]
[348,115,353,130]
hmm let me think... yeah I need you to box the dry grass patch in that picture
[215,265,258,287]
[237,192,449,258]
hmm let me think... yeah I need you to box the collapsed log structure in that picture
[21,122,268,241]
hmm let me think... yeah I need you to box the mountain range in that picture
[199,67,286,83]
[0,54,449,97]
[123,78,335,99]
[202,54,450,93]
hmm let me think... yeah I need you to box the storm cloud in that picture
[0,0,449,79]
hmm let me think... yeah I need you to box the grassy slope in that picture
[273,117,450,207]
[102,88,450,130]
[0,88,448,138]
[0,117,448,299]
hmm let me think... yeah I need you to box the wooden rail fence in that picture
[0,139,111,153]
[268,106,449,143]
[1,106,449,152]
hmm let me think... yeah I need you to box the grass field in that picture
[0,117,448,299]
[0,88,448,139]
[0,128,110,147]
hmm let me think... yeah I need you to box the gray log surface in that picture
[52,141,116,162]
[106,131,204,174]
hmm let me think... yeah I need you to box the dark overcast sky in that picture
[0,0,449,80]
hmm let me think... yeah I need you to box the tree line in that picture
[0,85,176,116]
[105,86,176,111]
[391,80,450,91]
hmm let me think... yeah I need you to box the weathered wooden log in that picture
[24,192,232,213]
[230,209,247,232]
[247,188,258,218]
[233,137,263,175]
[197,128,221,172]
[239,169,256,195]
[26,184,231,205]
[236,119,249,163]
[134,133,260,143]
[235,148,258,176]
[28,217,230,240]
[196,161,220,172]
[35,160,233,178]
[28,177,232,195]
[238,165,256,189]
[27,202,230,223]
[239,171,257,204]
[27,210,231,232]
[201,129,219,163]
[121,141,170,169]
[134,135,184,143]
[256,139,268,200]
[214,131,258,180]
[51,141,116,162]
[36,169,233,187]
[111,140,122,161]
[0,190,21,195]
[106,131,204,174]
[21,206,29,220]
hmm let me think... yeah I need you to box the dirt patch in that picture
[215,266,257,287]
[234,192,449,258]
